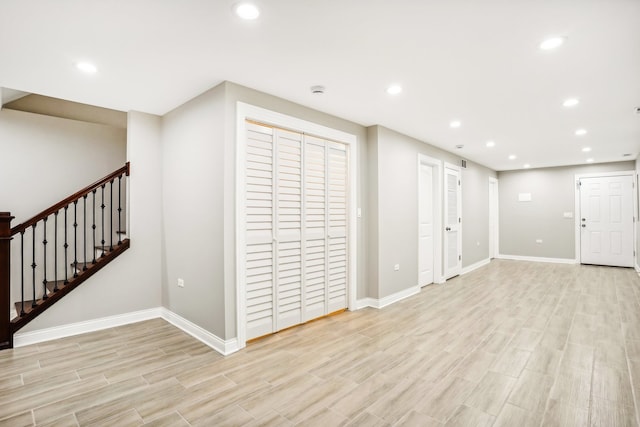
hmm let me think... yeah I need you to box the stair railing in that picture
[1,162,130,349]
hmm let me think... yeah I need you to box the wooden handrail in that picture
[10,163,129,235]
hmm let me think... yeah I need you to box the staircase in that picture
[1,163,130,349]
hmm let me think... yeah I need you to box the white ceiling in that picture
[1,0,638,171]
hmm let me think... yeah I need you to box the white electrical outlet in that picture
[394,264,400,271]
[177,278,185,288]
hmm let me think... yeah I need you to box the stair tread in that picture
[45,280,68,293]
[14,299,46,317]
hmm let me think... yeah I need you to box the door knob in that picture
[581,224,586,228]
[581,218,586,221]
[445,227,451,231]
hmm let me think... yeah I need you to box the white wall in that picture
[369,126,497,299]
[160,81,369,340]
[498,161,635,260]
[0,109,126,223]
[0,108,167,332]
[161,84,227,338]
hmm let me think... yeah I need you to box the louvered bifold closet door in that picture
[244,121,349,340]
[327,142,348,313]
[275,129,304,331]
[245,122,276,340]
[303,136,327,321]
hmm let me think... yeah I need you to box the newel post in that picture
[0,212,14,349]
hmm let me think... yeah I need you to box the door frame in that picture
[573,170,637,265]
[489,177,499,259]
[443,162,462,279]
[235,102,358,350]
[417,154,443,285]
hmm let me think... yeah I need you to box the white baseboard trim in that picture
[356,286,421,310]
[12,306,239,357]
[461,258,491,275]
[635,263,640,275]
[13,307,162,348]
[497,254,577,265]
[354,298,377,310]
[160,308,239,356]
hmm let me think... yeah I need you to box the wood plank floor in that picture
[1,259,640,426]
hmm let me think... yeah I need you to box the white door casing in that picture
[419,163,434,286]
[236,103,357,349]
[444,163,462,279]
[489,177,499,259]
[417,154,443,285]
[579,174,634,267]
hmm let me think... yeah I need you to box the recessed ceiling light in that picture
[540,37,565,50]
[582,147,591,152]
[563,98,579,107]
[575,129,587,136]
[75,62,97,74]
[523,164,531,169]
[386,84,402,95]
[586,158,594,163]
[449,120,461,128]
[234,2,260,20]
[508,155,517,160]
[486,141,495,148]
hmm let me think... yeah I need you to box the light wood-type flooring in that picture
[1,259,640,426]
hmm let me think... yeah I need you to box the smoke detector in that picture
[310,85,325,95]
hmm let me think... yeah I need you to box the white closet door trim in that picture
[417,154,443,284]
[236,102,358,350]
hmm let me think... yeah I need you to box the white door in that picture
[302,136,327,321]
[326,141,349,313]
[419,163,434,286]
[244,122,276,339]
[444,165,462,279]
[275,129,303,331]
[489,178,499,259]
[579,175,634,267]
[244,121,349,340]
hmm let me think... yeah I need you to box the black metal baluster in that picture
[42,218,48,300]
[109,179,114,251]
[92,189,97,264]
[83,194,88,270]
[54,211,59,291]
[64,206,69,284]
[101,184,105,257]
[118,175,122,244]
[73,200,78,277]
[31,224,37,307]
[20,231,25,315]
